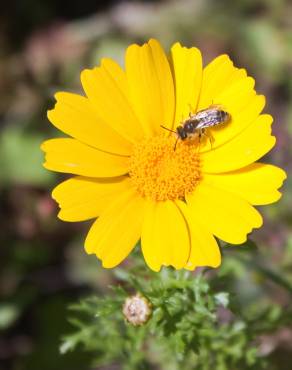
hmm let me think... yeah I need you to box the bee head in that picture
[176,126,188,140]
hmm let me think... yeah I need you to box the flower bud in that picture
[122,294,152,326]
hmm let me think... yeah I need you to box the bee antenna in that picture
[173,137,179,151]
[160,125,176,133]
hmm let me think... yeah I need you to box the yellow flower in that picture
[41,39,286,271]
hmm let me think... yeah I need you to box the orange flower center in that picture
[129,135,201,201]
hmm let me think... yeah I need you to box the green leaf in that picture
[0,127,55,186]
[0,304,19,330]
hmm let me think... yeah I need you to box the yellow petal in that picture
[48,92,132,156]
[126,39,175,136]
[198,55,247,110]
[141,200,190,272]
[201,114,275,173]
[81,58,144,143]
[228,67,248,85]
[200,80,264,152]
[170,42,202,127]
[52,176,131,221]
[41,138,129,177]
[186,183,263,245]
[85,188,145,268]
[202,163,286,205]
[176,201,221,270]
[215,76,255,114]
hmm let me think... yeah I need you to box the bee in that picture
[161,105,231,150]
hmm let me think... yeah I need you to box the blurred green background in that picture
[0,0,291,369]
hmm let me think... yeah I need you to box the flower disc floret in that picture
[129,135,201,201]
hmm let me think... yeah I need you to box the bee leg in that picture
[203,129,215,149]
[188,103,195,116]
[198,128,213,148]
[173,136,179,151]
[198,130,202,142]
[195,130,203,152]
[209,100,222,110]
[209,100,215,109]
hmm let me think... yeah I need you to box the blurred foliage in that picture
[0,0,292,369]
[0,127,54,186]
[61,247,292,370]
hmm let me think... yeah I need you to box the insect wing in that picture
[194,109,221,129]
